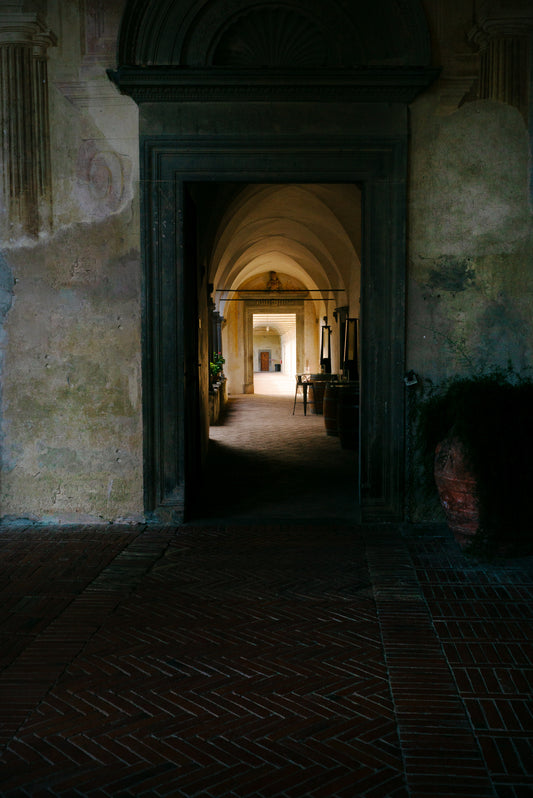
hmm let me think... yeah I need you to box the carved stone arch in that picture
[182,1,360,67]
[116,0,432,69]
[205,5,339,68]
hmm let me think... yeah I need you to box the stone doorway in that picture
[111,0,437,525]
[139,156,408,524]
[202,183,361,520]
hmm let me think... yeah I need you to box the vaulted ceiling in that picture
[205,184,362,315]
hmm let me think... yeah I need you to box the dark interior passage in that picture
[192,392,359,524]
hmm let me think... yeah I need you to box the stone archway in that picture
[110,0,437,523]
[244,301,305,392]
[206,184,361,395]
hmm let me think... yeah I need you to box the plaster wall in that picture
[407,99,532,384]
[0,1,143,522]
[304,303,320,375]
[1,215,143,523]
[281,328,296,376]
[221,301,244,395]
[0,1,532,523]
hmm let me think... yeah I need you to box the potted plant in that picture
[209,352,225,385]
[209,352,227,425]
[418,369,533,554]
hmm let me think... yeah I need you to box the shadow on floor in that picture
[192,395,359,525]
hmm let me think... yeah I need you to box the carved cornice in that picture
[56,79,131,109]
[107,66,440,103]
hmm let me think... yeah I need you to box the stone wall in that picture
[0,0,531,523]
[1,214,143,523]
[408,98,532,381]
[0,1,143,522]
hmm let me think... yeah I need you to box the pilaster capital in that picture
[469,0,533,48]
[0,5,56,49]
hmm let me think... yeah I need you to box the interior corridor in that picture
[195,388,359,524]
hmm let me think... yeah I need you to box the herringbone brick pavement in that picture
[407,528,533,798]
[0,525,407,797]
[0,395,532,797]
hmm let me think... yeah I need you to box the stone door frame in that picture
[141,134,408,522]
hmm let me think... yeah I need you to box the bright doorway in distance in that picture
[253,313,296,396]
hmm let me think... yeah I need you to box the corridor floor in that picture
[196,390,359,524]
[0,396,532,797]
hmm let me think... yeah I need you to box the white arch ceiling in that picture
[209,184,362,314]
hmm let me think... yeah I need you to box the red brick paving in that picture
[0,396,532,797]
[1,523,531,796]
[407,527,533,798]
[1,525,407,796]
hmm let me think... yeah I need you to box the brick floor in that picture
[0,395,532,797]
[198,393,359,523]
[406,528,533,798]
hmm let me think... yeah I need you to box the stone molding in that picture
[0,5,56,239]
[111,1,438,105]
[56,79,127,109]
[141,135,408,522]
[108,65,439,104]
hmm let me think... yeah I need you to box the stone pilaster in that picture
[469,1,533,121]
[0,5,56,239]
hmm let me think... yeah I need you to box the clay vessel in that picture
[434,435,479,548]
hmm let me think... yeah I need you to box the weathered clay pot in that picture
[434,436,480,548]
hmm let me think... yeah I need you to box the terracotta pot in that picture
[434,436,480,548]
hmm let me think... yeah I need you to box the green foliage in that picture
[417,368,533,555]
[209,352,225,378]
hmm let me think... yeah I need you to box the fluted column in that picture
[470,1,533,122]
[0,6,56,238]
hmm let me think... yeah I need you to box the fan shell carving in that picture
[210,7,330,67]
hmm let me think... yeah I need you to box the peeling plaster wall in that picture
[1,216,143,523]
[408,99,532,380]
[0,1,143,522]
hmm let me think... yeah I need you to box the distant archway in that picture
[207,184,361,394]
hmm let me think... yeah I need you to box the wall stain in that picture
[0,251,15,486]
[428,256,476,295]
